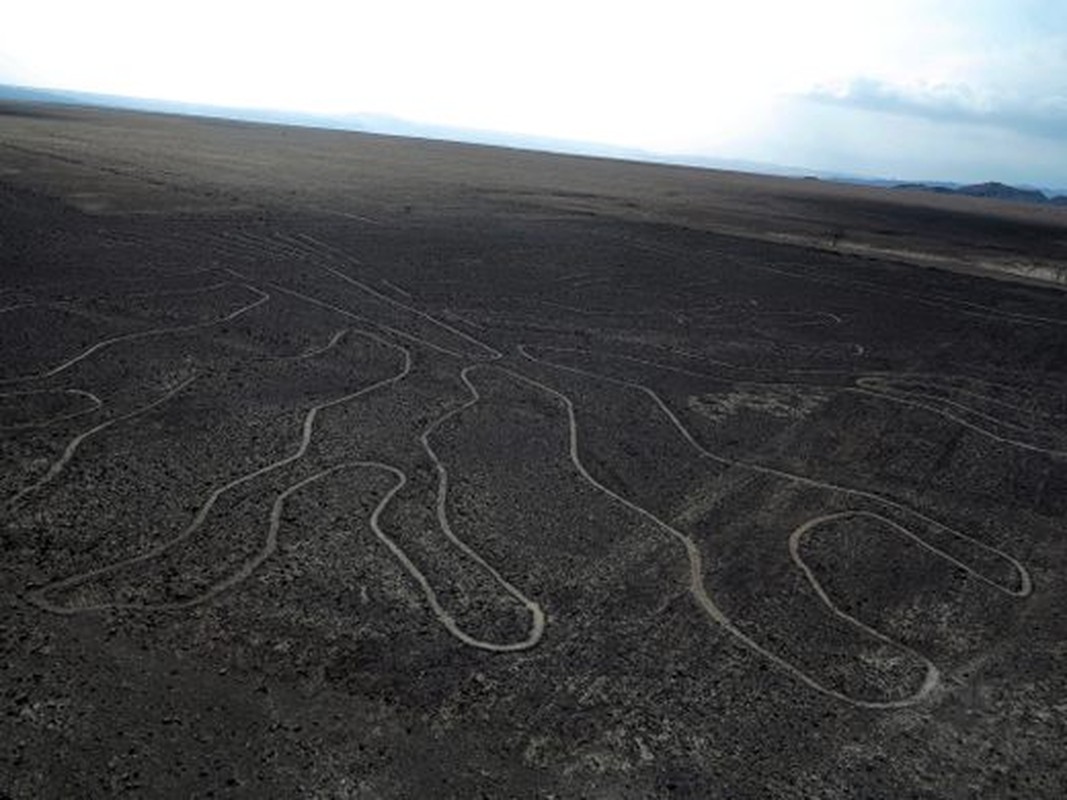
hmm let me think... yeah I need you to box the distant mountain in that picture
[895,182,959,195]
[895,180,1067,207]
[957,182,1049,203]
[0,84,61,103]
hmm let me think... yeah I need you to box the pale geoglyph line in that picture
[225,230,299,260]
[441,309,487,331]
[26,333,543,652]
[417,365,546,650]
[265,281,480,361]
[789,510,1020,607]
[380,278,413,300]
[289,328,348,360]
[547,271,596,285]
[787,511,941,698]
[7,377,198,508]
[852,385,1067,459]
[25,463,379,612]
[860,377,1037,424]
[0,388,103,430]
[316,209,383,225]
[774,310,842,327]
[862,390,1067,459]
[279,231,503,360]
[663,342,1067,394]
[0,284,270,385]
[598,226,1067,328]
[12,222,1045,696]
[521,346,1032,596]
[629,227,1067,329]
[497,359,941,708]
[25,327,413,613]
[220,238,495,362]
[222,230,321,266]
[365,462,543,653]
[747,260,1067,328]
[31,462,389,613]
[200,231,269,261]
[515,345,1033,706]
[544,345,1066,461]
[857,376,1067,433]
[904,374,1067,418]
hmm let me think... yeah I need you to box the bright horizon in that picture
[3,1,1066,187]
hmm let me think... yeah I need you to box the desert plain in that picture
[2,101,1067,798]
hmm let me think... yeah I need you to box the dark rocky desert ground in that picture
[2,101,1067,798]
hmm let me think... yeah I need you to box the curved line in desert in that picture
[0,284,270,385]
[25,463,387,612]
[787,511,947,686]
[31,458,539,653]
[417,364,546,649]
[497,358,940,708]
[288,328,349,360]
[749,261,1067,328]
[857,375,1067,445]
[25,327,412,613]
[911,375,1067,418]
[365,464,543,653]
[0,388,104,430]
[587,228,1067,328]
[7,377,198,508]
[538,345,1065,462]
[665,341,1067,395]
[852,385,1067,459]
[514,345,1034,706]
[27,348,543,651]
[857,377,1043,430]
[791,508,1028,614]
[520,345,1030,597]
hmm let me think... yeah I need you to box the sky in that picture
[2,0,1066,187]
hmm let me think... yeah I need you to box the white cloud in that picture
[2,1,1066,183]
[803,77,1067,140]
